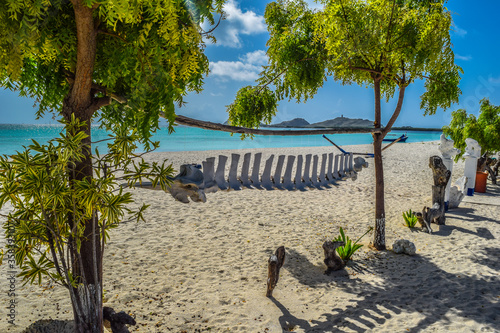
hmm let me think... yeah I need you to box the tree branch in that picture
[64,69,128,104]
[384,0,397,51]
[349,58,383,75]
[420,75,446,85]
[256,56,328,95]
[173,114,381,135]
[201,14,224,35]
[86,96,112,115]
[382,84,406,137]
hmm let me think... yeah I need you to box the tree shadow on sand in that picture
[22,319,74,333]
[274,251,499,332]
[475,246,500,271]
[432,224,495,239]
[283,248,349,288]
[271,219,500,332]
[423,206,498,239]
[446,207,499,224]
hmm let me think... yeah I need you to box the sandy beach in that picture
[1,141,499,332]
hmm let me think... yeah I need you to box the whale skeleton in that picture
[134,152,368,203]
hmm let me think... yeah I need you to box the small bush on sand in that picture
[403,209,418,228]
[333,227,372,262]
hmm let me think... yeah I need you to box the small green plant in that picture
[403,209,418,228]
[333,227,372,262]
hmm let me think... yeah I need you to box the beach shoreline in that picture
[1,141,499,332]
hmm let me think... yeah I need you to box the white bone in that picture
[228,153,241,190]
[302,154,313,187]
[295,155,306,191]
[283,155,296,191]
[273,155,286,190]
[250,152,262,188]
[261,155,275,190]
[240,152,252,188]
[214,155,228,190]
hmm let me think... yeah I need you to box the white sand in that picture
[1,141,499,332]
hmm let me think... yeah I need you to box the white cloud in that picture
[224,0,266,34]
[452,24,467,37]
[206,0,267,48]
[209,50,268,81]
[240,50,268,65]
[455,54,472,61]
[210,61,261,81]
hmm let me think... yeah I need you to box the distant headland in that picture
[224,116,442,131]
[269,115,373,128]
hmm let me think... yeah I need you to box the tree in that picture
[443,98,500,159]
[443,98,500,182]
[227,0,461,250]
[0,0,224,331]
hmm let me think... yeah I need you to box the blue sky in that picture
[1,0,500,128]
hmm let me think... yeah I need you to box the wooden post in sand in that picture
[266,246,285,297]
[322,241,346,274]
[427,156,451,225]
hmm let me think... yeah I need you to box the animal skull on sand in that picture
[167,164,207,203]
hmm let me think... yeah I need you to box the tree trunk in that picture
[428,155,451,225]
[372,135,386,250]
[67,115,103,333]
[371,75,406,251]
[65,1,103,332]
[371,76,386,250]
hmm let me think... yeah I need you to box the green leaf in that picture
[443,98,500,160]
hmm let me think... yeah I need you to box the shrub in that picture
[333,227,372,262]
[403,209,418,228]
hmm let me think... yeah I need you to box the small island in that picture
[264,115,375,128]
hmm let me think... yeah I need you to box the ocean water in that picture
[0,124,442,156]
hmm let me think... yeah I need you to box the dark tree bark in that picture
[372,75,386,250]
[372,134,386,249]
[266,246,285,297]
[427,156,451,226]
[482,156,498,185]
[492,159,500,185]
[371,75,406,251]
[63,1,110,332]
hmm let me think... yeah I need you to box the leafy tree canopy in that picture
[0,0,224,141]
[443,98,500,160]
[227,0,462,131]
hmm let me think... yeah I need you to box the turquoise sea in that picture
[0,124,442,156]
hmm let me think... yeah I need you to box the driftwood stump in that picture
[426,156,451,226]
[266,246,285,297]
[322,241,346,274]
[430,155,451,187]
[493,159,500,184]
[414,211,432,233]
[479,155,498,185]
[103,307,136,333]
